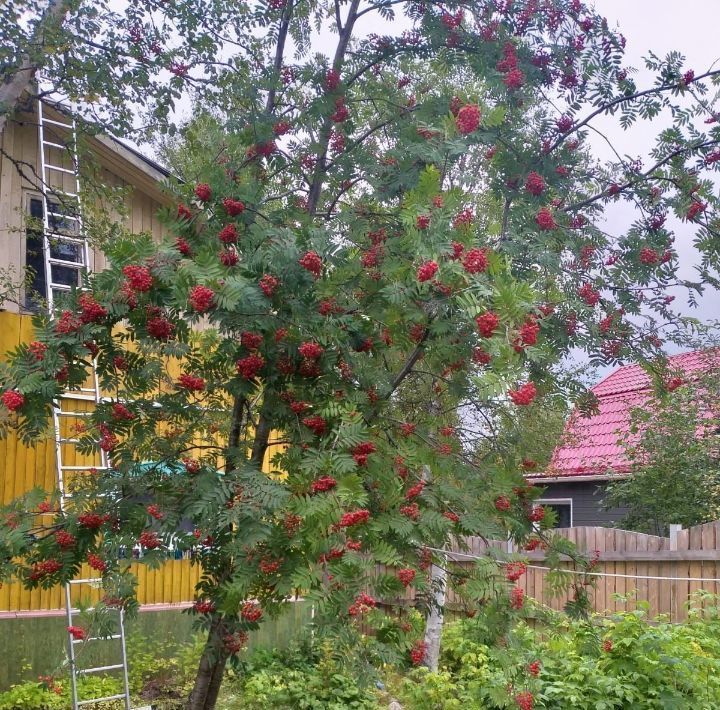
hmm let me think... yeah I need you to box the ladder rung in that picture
[58,437,82,443]
[41,117,73,129]
[45,164,77,175]
[46,232,85,244]
[77,694,127,706]
[68,577,103,584]
[48,257,86,268]
[55,410,93,417]
[47,211,80,221]
[49,282,73,291]
[43,140,70,150]
[60,393,98,401]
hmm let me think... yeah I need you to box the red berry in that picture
[219,224,238,244]
[455,104,481,134]
[509,382,537,406]
[194,183,211,202]
[222,198,245,216]
[417,260,438,282]
[339,509,370,527]
[302,415,327,435]
[298,341,324,359]
[259,274,280,297]
[220,249,239,266]
[476,311,500,338]
[189,285,215,313]
[528,660,541,676]
[310,476,337,493]
[525,171,545,196]
[138,530,161,549]
[122,265,153,292]
[236,354,265,380]
[55,530,76,549]
[410,639,428,666]
[67,626,86,641]
[397,568,416,587]
[535,207,557,231]
[2,390,25,412]
[416,214,431,230]
[515,690,534,710]
[299,251,323,278]
[147,316,175,340]
[462,247,488,274]
[510,586,524,609]
[87,554,107,573]
[241,601,263,622]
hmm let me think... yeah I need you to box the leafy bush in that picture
[223,638,382,709]
[397,598,720,709]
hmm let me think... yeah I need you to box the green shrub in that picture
[397,601,720,710]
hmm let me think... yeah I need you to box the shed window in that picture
[537,499,573,528]
[25,196,82,310]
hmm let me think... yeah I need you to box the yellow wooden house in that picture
[0,99,202,614]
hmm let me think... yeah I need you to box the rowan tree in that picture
[2,1,720,709]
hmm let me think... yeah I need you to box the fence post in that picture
[669,524,682,551]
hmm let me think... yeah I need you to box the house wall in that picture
[536,479,629,528]
[0,104,167,314]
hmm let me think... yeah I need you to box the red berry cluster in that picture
[417,260,438,282]
[259,274,279,297]
[111,403,134,421]
[476,311,500,338]
[178,373,205,391]
[339,509,370,527]
[535,207,557,231]
[1,390,24,412]
[556,115,573,132]
[193,599,216,614]
[352,441,376,466]
[28,341,47,361]
[299,251,323,278]
[325,68,341,91]
[397,568,416,587]
[78,293,108,324]
[194,183,211,202]
[509,382,537,406]
[330,97,349,122]
[219,223,238,244]
[528,505,545,523]
[259,558,281,574]
[495,496,512,512]
[443,511,460,523]
[515,690,534,710]
[241,331,263,350]
[525,171,545,196]
[463,247,488,274]
[302,415,327,436]
[416,214,431,230]
[298,341,324,359]
[223,198,245,216]
[147,504,164,520]
[505,561,527,582]
[122,265,153,292]
[236,354,265,379]
[241,601,263,622]
[87,553,107,572]
[310,476,337,493]
[220,249,239,266]
[189,285,215,313]
[687,200,706,221]
[78,512,108,529]
[223,631,248,654]
[176,237,192,256]
[400,502,420,520]
[405,481,425,500]
[348,592,376,617]
[177,204,193,221]
[510,586,524,609]
[138,530,161,549]
[147,315,175,340]
[455,104,481,134]
[410,640,428,666]
[55,310,81,335]
[578,282,600,306]
[639,247,659,265]
[29,559,62,581]
[528,660,541,676]
[55,531,76,549]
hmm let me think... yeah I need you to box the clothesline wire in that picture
[423,546,720,584]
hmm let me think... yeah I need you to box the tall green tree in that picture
[2,2,720,708]
[606,357,720,536]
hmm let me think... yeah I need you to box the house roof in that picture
[531,349,718,481]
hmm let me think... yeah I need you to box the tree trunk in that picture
[186,616,227,710]
[0,0,70,136]
[423,558,447,672]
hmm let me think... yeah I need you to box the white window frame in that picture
[537,497,573,528]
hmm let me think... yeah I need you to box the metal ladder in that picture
[37,98,132,710]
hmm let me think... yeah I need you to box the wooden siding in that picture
[0,105,167,315]
[537,479,628,528]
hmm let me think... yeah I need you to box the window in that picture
[538,498,573,528]
[24,196,83,310]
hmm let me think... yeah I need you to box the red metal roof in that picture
[533,349,718,480]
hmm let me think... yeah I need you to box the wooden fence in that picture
[384,522,720,623]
